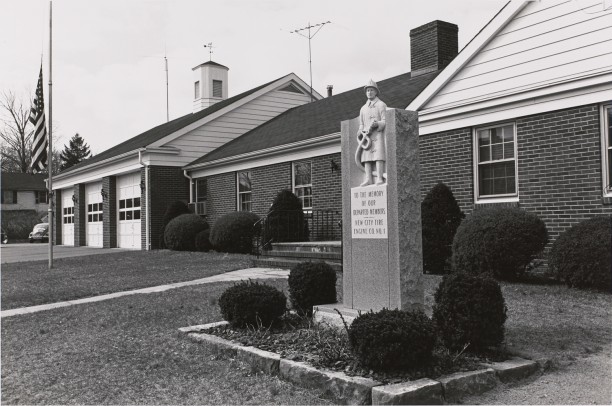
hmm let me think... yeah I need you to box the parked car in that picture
[1,228,7,244]
[29,223,49,243]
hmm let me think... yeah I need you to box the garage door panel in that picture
[62,189,74,246]
[86,182,103,247]
[117,173,141,249]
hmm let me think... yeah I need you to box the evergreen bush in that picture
[264,189,308,243]
[195,228,213,252]
[209,211,260,254]
[549,216,612,291]
[348,309,436,371]
[159,200,191,248]
[288,261,337,316]
[163,213,209,251]
[218,281,287,328]
[432,273,507,351]
[452,207,548,280]
[421,183,464,274]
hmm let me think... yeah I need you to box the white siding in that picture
[53,156,142,190]
[161,88,312,166]
[425,0,612,110]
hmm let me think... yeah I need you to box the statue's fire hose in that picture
[355,127,387,181]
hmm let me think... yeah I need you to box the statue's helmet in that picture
[364,79,380,96]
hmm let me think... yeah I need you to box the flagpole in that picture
[48,0,54,269]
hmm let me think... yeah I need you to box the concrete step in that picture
[253,257,342,272]
[268,241,342,254]
[261,250,341,261]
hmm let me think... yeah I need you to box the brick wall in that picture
[54,189,62,245]
[103,176,117,248]
[419,103,612,248]
[205,154,344,231]
[73,184,86,246]
[147,166,190,250]
[206,172,238,226]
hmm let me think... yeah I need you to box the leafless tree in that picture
[0,91,33,173]
[0,90,62,174]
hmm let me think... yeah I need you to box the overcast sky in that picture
[0,0,507,155]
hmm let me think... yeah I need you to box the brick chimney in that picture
[410,20,458,77]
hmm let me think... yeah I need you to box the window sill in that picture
[475,196,519,205]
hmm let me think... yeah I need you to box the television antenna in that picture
[290,21,331,102]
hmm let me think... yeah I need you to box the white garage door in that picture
[86,182,103,247]
[117,173,141,249]
[62,189,74,246]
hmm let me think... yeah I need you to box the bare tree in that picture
[0,91,33,173]
[0,90,62,174]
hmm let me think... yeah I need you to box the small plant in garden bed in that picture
[202,312,508,385]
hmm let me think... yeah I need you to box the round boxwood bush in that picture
[432,273,507,351]
[348,309,436,371]
[159,200,191,248]
[288,261,337,316]
[209,211,260,254]
[452,207,548,280]
[164,213,209,251]
[218,281,287,328]
[421,183,464,274]
[195,228,212,252]
[549,217,611,291]
[264,189,308,243]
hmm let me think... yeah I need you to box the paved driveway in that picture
[0,243,132,263]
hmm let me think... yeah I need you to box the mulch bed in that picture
[204,314,509,385]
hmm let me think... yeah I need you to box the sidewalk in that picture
[0,267,289,318]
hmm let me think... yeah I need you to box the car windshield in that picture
[33,224,48,232]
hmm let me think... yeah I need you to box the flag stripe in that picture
[29,66,48,174]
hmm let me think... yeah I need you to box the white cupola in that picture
[192,61,229,113]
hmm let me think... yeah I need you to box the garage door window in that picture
[88,202,104,222]
[63,207,74,224]
[119,197,141,220]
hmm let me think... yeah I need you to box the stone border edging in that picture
[180,321,542,405]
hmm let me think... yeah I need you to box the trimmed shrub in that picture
[195,228,212,252]
[264,189,308,243]
[218,281,287,328]
[288,261,337,316]
[159,200,191,248]
[549,217,612,291]
[164,213,209,251]
[421,183,464,274]
[209,211,260,254]
[452,207,548,280]
[348,309,436,371]
[432,273,507,352]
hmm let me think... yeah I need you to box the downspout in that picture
[183,169,193,204]
[138,149,151,250]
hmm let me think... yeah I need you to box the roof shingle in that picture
[188,70,438,166]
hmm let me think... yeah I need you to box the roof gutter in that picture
[184,132,341,172]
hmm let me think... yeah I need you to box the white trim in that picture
[188,135,340,178]
[418,82,612,135]
[601,103,612,197]
[473,121,519,203]
[407,0,532,112]
[151,74,322,148]
[53,149,141,185]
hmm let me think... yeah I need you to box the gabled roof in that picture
[186,70,439,168]
[1,172,47,191]
[57,75,289,177]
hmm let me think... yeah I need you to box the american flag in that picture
[29,66,48,173]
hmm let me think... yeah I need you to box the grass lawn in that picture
[1,250,253,310]
[1,279,332,405]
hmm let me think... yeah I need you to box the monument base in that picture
[312,303,361,330]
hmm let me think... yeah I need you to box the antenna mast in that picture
[164,45,169,122]
[290,21,330,102]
